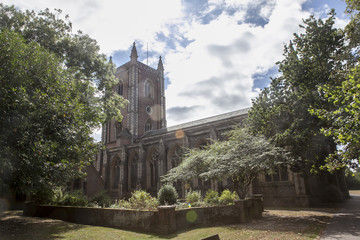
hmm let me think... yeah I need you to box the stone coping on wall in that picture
[23,196,263,234]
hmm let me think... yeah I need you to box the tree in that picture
[310,62,360,170]
[0,4,127,201]
[162,127,292,199]
[344,0,360,56]
[309,1,360,170]
[0,4,125,123]
[247,11,348,172]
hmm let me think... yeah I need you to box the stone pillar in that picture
[157,206,176,234]
[158,206,176,234]
[235,200,248,223]
[252,194,264,217]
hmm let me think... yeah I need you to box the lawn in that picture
[350,190,360,196]
[0,209,332,240]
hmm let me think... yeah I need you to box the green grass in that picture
[350,190,360,195]
[0,210,330,240]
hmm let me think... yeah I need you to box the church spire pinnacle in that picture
[130,42,138,62]
[157,56,164,71]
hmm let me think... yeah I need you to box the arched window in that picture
[128,152,139,191]
[131,160,138,189]
[145,80,154,98]
[145,119,152,132]
[150,149,159,189]
[116,122,122,137]
[113,158,121,189]
[118,81,123,95]
[171,146,183,168]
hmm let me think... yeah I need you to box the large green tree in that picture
[311,66,360,170]
[162,127,292,199]
[0,4,127,201]
[310,1,360,170]
[247,11,349,172]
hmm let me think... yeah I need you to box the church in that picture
[85,43,347,207]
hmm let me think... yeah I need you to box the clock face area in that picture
[146,106,153,115]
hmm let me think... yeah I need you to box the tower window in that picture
[116,122,122,137]
[118,82,123,95]
[145,119,152,132]
[145,80,154,99]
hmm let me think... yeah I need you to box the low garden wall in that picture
[23,195,263,234]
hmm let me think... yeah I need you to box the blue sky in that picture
[5,0,349,130]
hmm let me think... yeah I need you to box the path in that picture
[321,193,360,239]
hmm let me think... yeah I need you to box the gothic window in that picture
[171,146,183,168]
[145,80,154,99]
[113,158,121,189]
[265,166,289,182]
[131,156,138,189]
[145,119,152,132]
[150,149,159,189]
[118,81,123,95]
[116,122,122,137]
[170,146,184,197]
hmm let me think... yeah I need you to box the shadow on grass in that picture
[0,211,86,240]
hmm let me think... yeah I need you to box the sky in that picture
[4,0,349,134]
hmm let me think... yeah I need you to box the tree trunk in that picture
[233,180,246,199]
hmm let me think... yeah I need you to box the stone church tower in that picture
[94,43,168,198]
[102,42,166,145]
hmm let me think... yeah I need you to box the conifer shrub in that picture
[158,184,178,205]
[204,189,219,205]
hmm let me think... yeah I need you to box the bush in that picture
[185,190,202,205]
[204,189,219,205]
[49,188,88,207]
[128,190,158,209]
[158,184,178,205]
[59,190,88,207]
[90,191,112,207]
[219,189,239,205]
[110,199,132,209]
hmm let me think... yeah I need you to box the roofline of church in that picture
[139,107,251,138]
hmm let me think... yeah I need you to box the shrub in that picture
[185,190,202,205]
[204,189,219,205]
[158,184,178,205]
[59,190,88,207]
[219,189,239,205]
[110,199,132,209]
[90,191,112,207]
[128,190,158,209]
[49,188,88,207]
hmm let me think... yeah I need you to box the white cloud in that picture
[4,0,349,129]
[4,0,183,53]
[164,0,312,125]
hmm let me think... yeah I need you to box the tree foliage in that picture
[162,127,292,199]
[311,64,360,170]
[247,12,349,172]
[0,4,127,200]
[309,1,360,170]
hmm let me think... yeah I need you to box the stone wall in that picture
[23,196,263,234]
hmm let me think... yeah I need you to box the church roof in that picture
[140,107,250,138]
